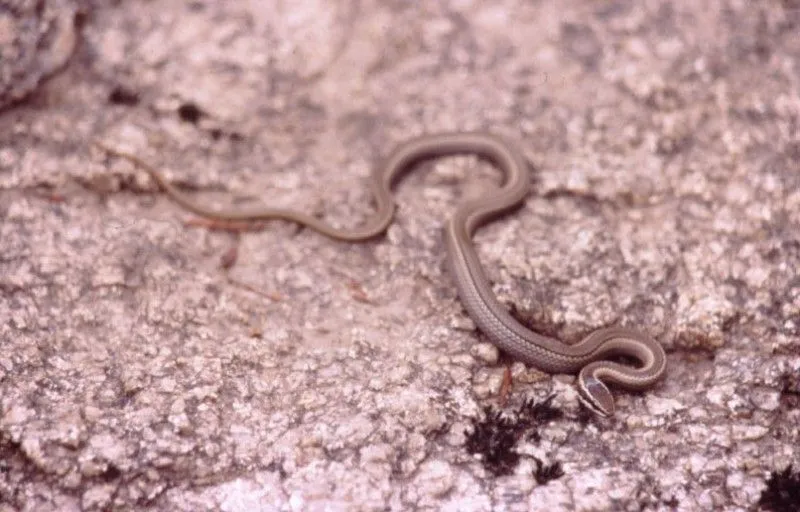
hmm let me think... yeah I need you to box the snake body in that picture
[98,132,666,416]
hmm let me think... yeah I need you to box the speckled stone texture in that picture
[0,0,82,111]
[1,1,799,510]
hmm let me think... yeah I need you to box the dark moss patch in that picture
[533,458,564,484]
[465,407,520,476]
[758,465,800,512]
[464,395,564,478]
[521,394,563,423]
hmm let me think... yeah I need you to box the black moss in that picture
[520,394,563,423]
[533,458,565,485]
[464,395,564,478]
[464,407,521,476]
[758,465,800,512]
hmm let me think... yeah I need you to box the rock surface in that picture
[1,1,799,510]
[0,0,82,111]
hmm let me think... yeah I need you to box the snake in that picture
[96,132,667,416]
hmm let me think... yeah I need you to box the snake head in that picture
[577,374,615,417]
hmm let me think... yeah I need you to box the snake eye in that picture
[578,375,615,417]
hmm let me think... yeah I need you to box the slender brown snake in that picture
[96,132,666,416]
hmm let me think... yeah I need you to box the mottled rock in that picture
[1,1,799,511]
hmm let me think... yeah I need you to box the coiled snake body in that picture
[98,132,666,416]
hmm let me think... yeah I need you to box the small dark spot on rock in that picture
[663,495,680,508]
[178,102,204,124]
[108,86,139,106]
[266,459,288,480]
[74,8,90,28]
[101,464,122,482]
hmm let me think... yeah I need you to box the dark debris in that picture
[520,394,563,423]
[108,85,140,106]
[464,407,520,476]
[177,102,204,124]
[464,395,564,478]
[758,465,800,512]
[533,458,565,485]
